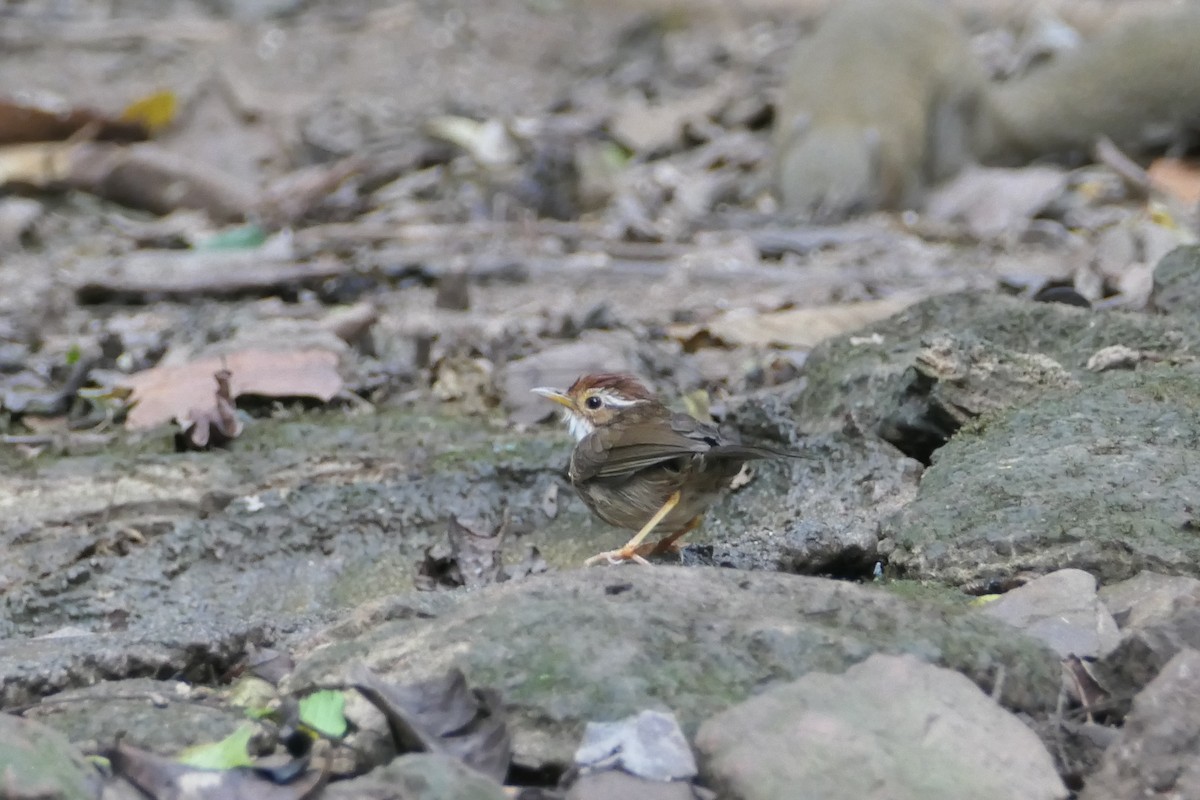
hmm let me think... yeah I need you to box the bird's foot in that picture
[584,545,654,567]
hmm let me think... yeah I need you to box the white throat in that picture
[565,411,594,441]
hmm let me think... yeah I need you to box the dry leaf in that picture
[924,165,1067,239]
[0,97,147,145]
[416,511,544,591]
[418,514,507,590]
[67,141,258,221]
[259,156,364,227]
[1148,157,1200,206]
[574,709,697,782]
[350,664,512,783]
[176,368,244,450]
[319,301,378,345]
[669,296,919,351]
[121,349,342,429]
[425,116,518,169]
[74,250,356,306]
[0,141,79,186]
[1062,655,1110,716]
[609,80,731,154]
[109,738,326,800]
[120,89,178,136]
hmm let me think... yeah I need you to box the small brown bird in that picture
[533,373,801,566]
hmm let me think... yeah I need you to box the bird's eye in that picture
[585,396,603,410]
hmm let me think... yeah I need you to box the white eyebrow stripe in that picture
[595,389,641,407]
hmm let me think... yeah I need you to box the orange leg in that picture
[584,490,681,567]
[648,514,703,555]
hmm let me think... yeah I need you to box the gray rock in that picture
[796,291,1200,436]
[322,754,506,800]
[286,568,1061,769]
[0,197,43,248]
[1025,716,1120,791]
[877,331,1079,461]
[20,678,261,757]
[980,569,1121,658]
[0,624,265,710]
[1080,648,1200,800]
[882,365,1200,588]
[1099,570,1200,630]
[0,713,100,800]
[574,709,696,781]
[567,770,703,800]
[1094,606,1200,713]
[695,653,1067,800]
[687,425,921,576]
[1150,244,1200,315]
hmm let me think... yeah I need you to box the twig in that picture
[1093,136,1151,200]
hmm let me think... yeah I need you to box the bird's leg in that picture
[584,490,681,567]
[649,514,703,555]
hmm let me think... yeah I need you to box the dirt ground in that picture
[5,2,1200,798]
[0,0,1161,638]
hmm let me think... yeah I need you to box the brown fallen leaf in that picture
[121,349,343,430]
[176,368,243,451]
[1148,157,1200,206]
[0,96,148,145]
[349,664,512,783]
[668,296,920,351]
[67,141,259,222]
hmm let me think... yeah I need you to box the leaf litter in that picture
[109,737,327,800]
[174,368,243,451]
[349,663,512,783]
[120,349,342,431]
[417,511,547,591]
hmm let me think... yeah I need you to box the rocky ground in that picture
[3,1,1200,799]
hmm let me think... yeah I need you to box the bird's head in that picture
[532,372,655,440]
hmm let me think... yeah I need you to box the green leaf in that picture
[196,224,267,251]
[86,755,112,770]
[600,140,631,170]
[65,344,81,366]
[176,724,256,769]
[298,690,348,739]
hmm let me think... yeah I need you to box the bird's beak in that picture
[531,386,573,408]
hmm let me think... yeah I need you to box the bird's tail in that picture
[710,443,811,461]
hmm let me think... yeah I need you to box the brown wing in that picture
[572,419,708,482]
[572,412,805,483]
